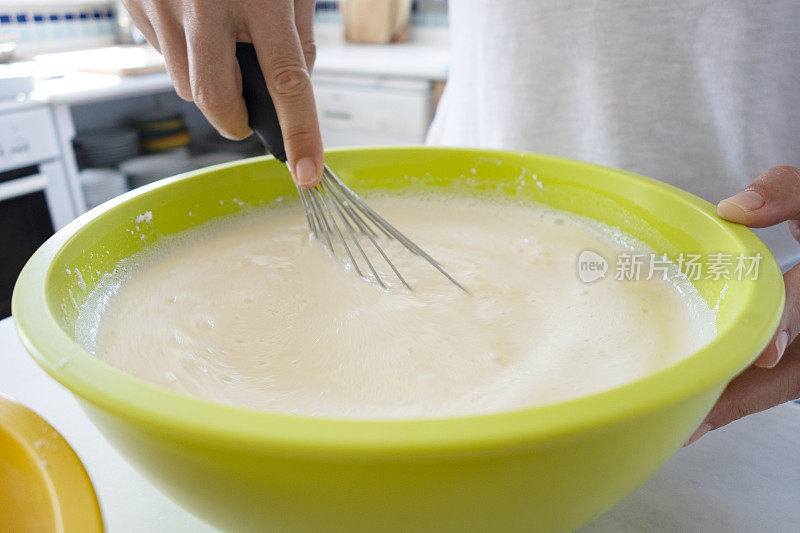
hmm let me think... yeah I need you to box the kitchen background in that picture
[0,0,449,317]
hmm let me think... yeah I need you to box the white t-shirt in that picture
[428,0,800,268]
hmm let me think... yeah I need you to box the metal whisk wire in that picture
[296,165,468,293]
[234,43,465,293]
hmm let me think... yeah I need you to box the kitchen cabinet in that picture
[315,73,435,146]
[29,42,450,219]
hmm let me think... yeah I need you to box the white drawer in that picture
[314,82,433,138]
[0,107,60,172]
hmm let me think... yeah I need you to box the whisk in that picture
[235,43,467,293]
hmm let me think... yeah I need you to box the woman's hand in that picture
[122,0,323,187]
[687,166,800,445]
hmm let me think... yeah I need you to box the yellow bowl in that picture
[12,147,784,532]
[0,394,103,533]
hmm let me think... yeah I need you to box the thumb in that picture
[717,166,800,228]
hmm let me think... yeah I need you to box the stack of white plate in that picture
[119,148,194,189]
[80,169,129,209]
[76,129,140,168]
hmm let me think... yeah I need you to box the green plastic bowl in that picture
[12,147,784,532]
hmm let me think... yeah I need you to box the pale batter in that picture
[77,194,716,418]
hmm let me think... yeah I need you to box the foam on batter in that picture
[76,193,716,419]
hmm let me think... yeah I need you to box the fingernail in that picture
[756,329,790,368]
[219,128,251,141]
[789,220,800,242]
[684,422,712,446]
[719,190,765,215]
[771,330,789,367]
[293,157,320,188]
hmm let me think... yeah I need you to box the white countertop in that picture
[313,42,449,80]
[1,316,798,532]
[27,42,449,106]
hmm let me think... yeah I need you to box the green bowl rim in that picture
[11,147,785,457]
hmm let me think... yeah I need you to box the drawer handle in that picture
[322,110,353,121]
[0,173,48,202]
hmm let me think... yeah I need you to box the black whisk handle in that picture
[235,42,287,163]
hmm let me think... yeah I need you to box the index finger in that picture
[686,336,800,445]
[248,8,323,188]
